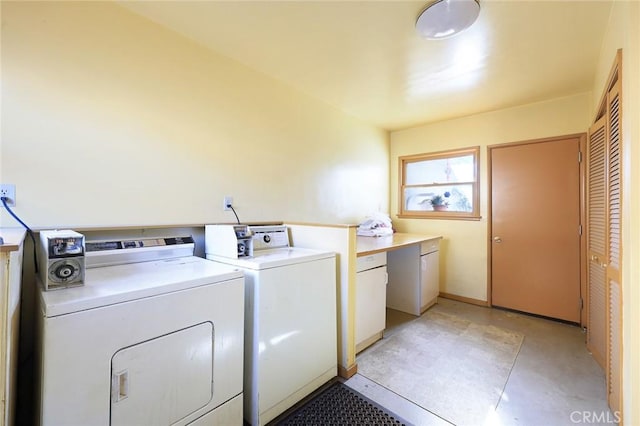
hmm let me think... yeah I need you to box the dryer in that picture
[205,225,337,425]
[35,236,245,426]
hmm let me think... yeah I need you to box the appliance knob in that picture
[55,263,75,279]
[263,235,271,243]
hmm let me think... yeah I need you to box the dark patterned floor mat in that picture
[271,381,408,425]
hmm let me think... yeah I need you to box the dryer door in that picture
[110,322,214,425]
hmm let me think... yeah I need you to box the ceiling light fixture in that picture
[416,0,480,40]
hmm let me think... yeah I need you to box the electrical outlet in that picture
[0,184,16,207]
[223,196,233,211]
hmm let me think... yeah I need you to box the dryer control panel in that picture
[85,236,195,268]
[38,229,85,291]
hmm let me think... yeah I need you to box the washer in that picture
[205,225,337,426]
[35,237,245,426]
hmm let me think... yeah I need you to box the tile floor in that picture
[345,298,616,426]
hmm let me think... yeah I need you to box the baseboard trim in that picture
[355,333,383,355]
[338,363,358,379]
[439,292,489,307]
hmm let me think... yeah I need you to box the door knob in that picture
[493,236,502,243]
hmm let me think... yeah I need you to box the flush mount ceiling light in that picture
[416,0,480,40]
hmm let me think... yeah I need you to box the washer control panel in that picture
[250,226,290,251]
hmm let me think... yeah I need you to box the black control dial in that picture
[55,264,75,279]
[48,259,82,284]
[48,259,81,283]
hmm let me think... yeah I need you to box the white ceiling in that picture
[119,0,613,131]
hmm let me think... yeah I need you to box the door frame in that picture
[486,133,587,326]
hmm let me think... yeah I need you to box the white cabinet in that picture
[420,240,440,312]
[387,238,440,316]
[355,253,387,353]
[0,230,25,426]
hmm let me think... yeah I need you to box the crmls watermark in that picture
[570,410,622,424]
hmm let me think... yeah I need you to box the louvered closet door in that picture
[606,79,622,415]
[586,115,607,368]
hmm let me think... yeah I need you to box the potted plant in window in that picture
[430,193,450,211]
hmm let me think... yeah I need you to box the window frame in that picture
[398,146,481,220]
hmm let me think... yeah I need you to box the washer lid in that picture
[206,247,335,270]
[39,256,243,317]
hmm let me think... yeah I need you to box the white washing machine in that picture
[35,236,245,426]
[205,225,337,426]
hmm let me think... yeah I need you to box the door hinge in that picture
[578,151,583,163]
[579,224,583,236]
[580,297,584,310]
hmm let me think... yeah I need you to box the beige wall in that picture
[4,0,637,422]
[593,2,640,424]
[0,2,389,229]
[389,93,592,301]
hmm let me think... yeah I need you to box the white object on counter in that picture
[357,213,393,237]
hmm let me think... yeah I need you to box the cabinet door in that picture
[355,267,387,346]
[420,251,439,311]
[1,245,24,426]
[1,252,8,426]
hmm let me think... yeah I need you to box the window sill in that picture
[397,213,482,221]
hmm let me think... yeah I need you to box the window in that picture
[399,146,480,219]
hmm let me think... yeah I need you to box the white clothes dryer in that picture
[205,225,337,426]
[35,237,245,426]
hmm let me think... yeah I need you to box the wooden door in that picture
[586,115,607,367]
[605,77,622,416]
[587,51,623,418]
[490,136,582,323]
